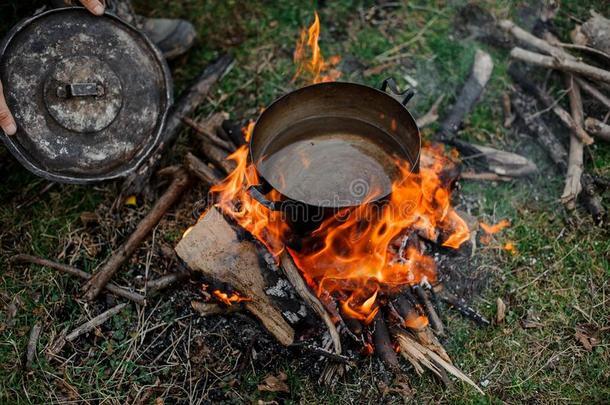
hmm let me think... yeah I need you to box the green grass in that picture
[1,0,609,403]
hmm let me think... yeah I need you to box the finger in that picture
[79,0,105,16]
[0,81,16,136]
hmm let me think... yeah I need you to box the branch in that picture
[560,76,584,209]
[66,303,127,342]
[83,168,191,300]
[510,47,610,84]
[584,117,610,142]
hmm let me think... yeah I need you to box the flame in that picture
[210,122,289,256]
[213,290,251,306]
[480,219,510,235]
[293,12,341,83]
[203,12,470,328]
[289,144,469,321]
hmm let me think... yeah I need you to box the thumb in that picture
[78,0,105,16]
[0,81,16,136]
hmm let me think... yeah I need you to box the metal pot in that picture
[0,8,172,184]
[248,79,421,231]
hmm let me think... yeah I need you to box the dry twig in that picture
[65,303,127,342]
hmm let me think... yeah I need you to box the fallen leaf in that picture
[575,324,601,351]
[496,298,506,324]
[124,195,138,207]
[257,372,289,393]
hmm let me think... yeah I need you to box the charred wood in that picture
[373,313,400,371]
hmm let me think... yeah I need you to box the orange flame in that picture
[293,12,341,83]
[213,290,251,306]
[289,144,469,321]
[480,219,510,235]
[203,12,470,327]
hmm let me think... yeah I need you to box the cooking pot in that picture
[248,79,421,231]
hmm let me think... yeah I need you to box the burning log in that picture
[584,117,610,142]
[175,206,295,345]
[373,313,400,370]
[11,254,145,304]
[281,253,342,354]
[116,54,233,204]
[412,285,445,337]
[82,167,191,301]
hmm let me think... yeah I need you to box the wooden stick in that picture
[584,117,610,142]
[200,140,235,175]
[561,76,585,209]
[577,78,610,111]
[25,322,42,370]
[11,254,145,304]
[502,92,515,128]
[415,95,444,129]
[184,152,223,186]
[438,291,490,326]
[373,313,400,370]
[499,20,567,58]
[510,47,610,84]
[146,272,189,292]
[117,54,233,203]
[191,300,239,316]
[65,303,127,342]
[183,116,235,152]
[413,285,445,337]
[280,253,342,355]
[82,168,191,301]
[440,49,493,139]
[508,65,594,145]
[460,171,512,182]
[511,92,568,172]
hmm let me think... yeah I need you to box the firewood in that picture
[117,54,233,204]
[280,253,342,354]
[65,303,127,342]
[415,95,444,129]
[451,140,538,177]
[508,65,594,145]
[413,285,445,337]
[183,115,235,152]
[11,254,145,304]
[581,11,610,55]
[438,290,490,326]
[221,120,247,147]
[439,49,493,140]
[510,47,610,84]
[460,171,512,182]
[577,78,610,111]
[145,272,190,293]
[373,313,400,371]
[175,207,294,345]
[561,76,585,209]
[24,322,41,370]
[191,300,240,316]
[184,152,223,186]
[510,92,568,172]
[82,168,191,301]
[584,117,610,142]
[394,329,484,394]
[200,140,236,175]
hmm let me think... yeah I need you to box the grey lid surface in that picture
[0,8,172,183]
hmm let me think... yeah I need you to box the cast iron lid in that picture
[0,7,172,183]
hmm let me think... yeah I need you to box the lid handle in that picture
[56,83,104,99]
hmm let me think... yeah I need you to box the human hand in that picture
[1,0,106,135]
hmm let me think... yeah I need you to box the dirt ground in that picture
[0,0,609,403]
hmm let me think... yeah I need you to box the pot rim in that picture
[249,80,421,210]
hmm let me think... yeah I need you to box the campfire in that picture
[178,13,482,392]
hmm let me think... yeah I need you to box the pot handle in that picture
[380,77,415,106]
[248,185,282,211]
